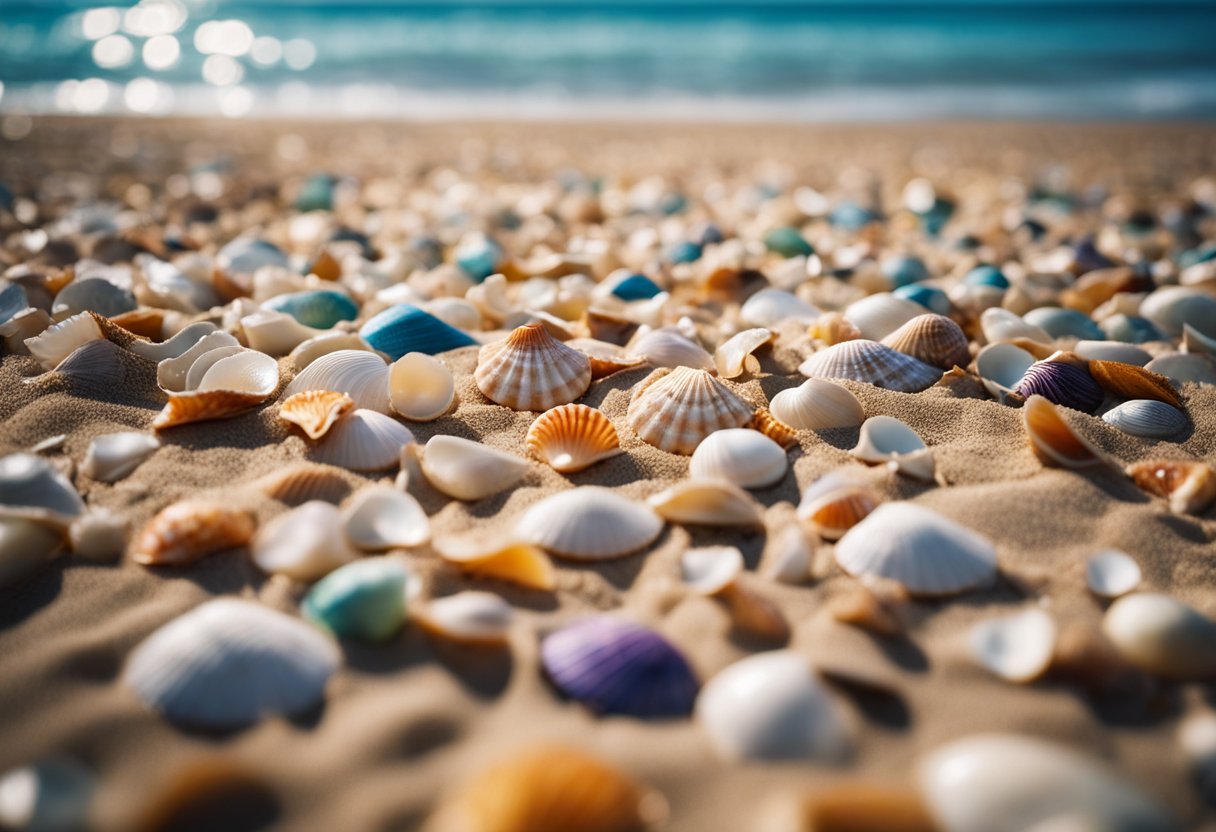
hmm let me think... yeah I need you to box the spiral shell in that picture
[626,367,753,455]
[1125,459,1216,515]
[475,323,592,411]
[131,500,256,566]
[1014,351,1104,413]
[880,314,971,370]
[278,390,355,440]
[526,404,622,473]
[799,340,941,393]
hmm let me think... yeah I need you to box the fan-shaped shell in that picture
[969,608,1056,683]
[1024,306,1105,340]
[797,472,882,540]
[289,331,378,373]
[53,276,136,318]
[850,416,936,481]
[1014,351,1104,413]
[769,378,865,431]
[414,592,514,645]
[881,314,971,370]
[799,340,941,393]
[123,598,339,729]
[714,328,772,378]
[843,293,924,340]
[434,534,556,591]
[689,428,787,489]
[359,303,477,360]
[1104,593,1216,681]
[648,480,764,528]
[24,311,104,370]
[131,500,255,566]
[1102,399,1187,439]
[250,462,353,506]
[82,431,160,482]
[1022,395,1108,470]
[33,338,126,387]
[302,558,410,642]
[516,487,663,560]
[388,352,455,421]
[284,349,391,415]
[156,331,241,392]
[311,409,414,472]
[420,435,530,501]
[341,485,429,551]
[0,453,84,528]
[1125,459,1216,515]
[475,323,592,411]
[1089,360,1182,408]
[278,390,355,440]
[1086,550,1141,599]
[626,366,753,455]
[975,342,1036,403]
[252,500,357,581]
[626,328,715,371]
[526,404,621,473]
[835,503,997,596]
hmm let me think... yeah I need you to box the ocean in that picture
[2,1,1216,121]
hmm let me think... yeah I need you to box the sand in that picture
[1,118,1215,831]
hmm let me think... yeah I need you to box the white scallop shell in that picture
[798,340,941,393]
[1144,352,1216,386]
[81,431,160,482]
[252,500,357,581]
[182,344,245,391]
[968,608,1056,683]
[284,349,391,414]
[30,339,126,387]
[1101,399,1187,439]
[156,330,241,392]
[240,309,326,356]
[420,435,529,501]
[835,502,997,596]
[341,485,430,551]
[764,525,813,584]
[681,545,744,595]
[414,591,513,645]
[740,289,820,328]
[975,342,1036,402]
[850,416,935,481]
[388,352,455,421]
[626,328,715,371]
[1103,592,1216,681]
[24,312,103,371]
[843,293,924,340]
[289,332,379,373]
[979,307,1052,344]
[123,598,340,729]
[515,487,663,560]
[311,409,415,472]
[1073,340,1151,366]
[714,328,772,378]
[1085,550,1141,599]
[689,428,787,489]
[129,321,218,363]
[648,479,764,528]
[769,378,865,431]
[627,366,754,455]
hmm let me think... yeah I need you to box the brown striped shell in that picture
[249,463,353,506]
[526,404,622,473]
[278,390,355,440]
[626,367,753,455]
[747,407,798,449]
[475,323,593,411]
[131,500,256,565]
[880,313,972,370]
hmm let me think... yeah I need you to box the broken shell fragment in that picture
[1023,395,1108,470]
[420,435,530,501]
[341,485,430,551]
[797,471,881,541]
[1125,458,1216,515]
[714,328,772,378]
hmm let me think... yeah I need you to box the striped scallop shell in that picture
[526,404,622,473]
[250,462,353,506]
[1014,352,1104,413]
[131,500,256,566]
[1022,394,1108,470]
[515,487,663,561]
[798,340,941,393]
[278,390,355,440]
[34,339,126,388]
[626,366,753,455]
[1102,399,1188,439]
[283,349,391,415]
[475,323,592,411]
[880,314,971,370]
[311,409,415,472]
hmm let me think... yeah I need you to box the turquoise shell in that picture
[359,303,476,360]
[917,197,954,236]
[455,235,503,282]
[963,264,1009,290]
[295,174,336,213]
[264,290,358,330]
[882,255,930,288]
[612,274,662,301]
[667,241,703,264]
[1100,314,1163,344]
[829,202,877,231]
[763,226,814,258]
[1023,307,1105,341]
[894,284,951,316]
[303,559,409,642]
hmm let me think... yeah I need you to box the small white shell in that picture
[843,293,924,340]
[312,409,414,472]
[129,321,218,362]
[182,344,245,391]
[681,545,744,595]
[24,312,103,371]
[626,328,715,371]
[422,297,481,331]
[196,350,279,397]
[420,435,529,501]
[1140,285,1216,338]
[252,500,357,581]
[1101,399,1187,439]
[714,328,772,378]
[975,342,1036,402]
[1073,340,1151,366]
[979,307,1052,344]
[769,378,864,431]
[388,352,455,421]
[515,487,663,560]
[1103,592,1216,681]
[648,479,764,528]
[413,591,514,645]
[1085,550,1141,599]
[0,453,85,528]
[284,349,392,414]
[239,309,325,356]
[1145,352,1216,386]
[740,289,820,328]
[689,428,787,489]
[81,432,160,482]
[969,608,1057,683]
[156,330,241,392]
[850,416,935,481]
[341,485,430,551]
[764,525,813,584]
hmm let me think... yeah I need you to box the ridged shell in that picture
[250,463,353,506]
[526,404,622,473]
[975,342,1035,403]
[414,591,514,645]
[131,500,255,566]
[843,293,925,340]
[648,480,764,528]
[1089,360,1182,408]
[342,485,430,551]
[278,390,355,440]
[968,608,1056,682]
[796,472,881,540]
[979,307,1052,345]
[769,378,865,431]
[0,453,84,528]
[689,428,787,489]
[714,328,772,378]
[541,616,698,717]
[1145,352,1216,386]
[1086,550,1141,599]
[475,324,592,411]
[311,409,415,472]
[835,503,998,597]
[283,349,391,414]
[289,332,378,373]
[252,501,357,581]
[1022,395,1107,470]
[359,303,477,360]
[1102,399,1188,439]
[156,331,241,392]
[24,311,104,370]
[1014,352,1104,413]
[82,431,160,482]
[388,352,455,421]
[1125,459,1216,515]
[434,535,556,591]
[263,289,358,330]
[421,435,530,501]
[152,390,268,430]
[881,314,971,370]
[626,328,715,371]
[1104,593,1216,681]
[747,408,798,449]
[302,558,410,642]
[34,338,126,387]
[516,487,663,560]
[799,340,941,393]
[626,367,753,455]
[850,416,935,482]
[124,598,339,729]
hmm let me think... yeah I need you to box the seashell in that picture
[882,253,931,287]
[764,525,813,584]
[52,276,136,318]
[769,378,864,431]
[152,390,268,430]
[541,616,698,717]
[1,307,53,356]
[414,591,514,646]
[881,314,971,370]
[422,297,482,331]
[696,650,853,762]
[969,608,1056,683]
[131,500,255,566]
[566,338,647,380]
[747,407,798,449]
[434,535,555,591]
[1103,593,1216,681]
[917,734,1175,832]
[0,282,29,325]
[182,345,245,391]
[963,264,1009,289]
[517,487,663,560]
[1073,340,1151,366]
[648,480,763,528]
[341,484,429,551]
[797,471,881,540]
[359,303,476,360]
[1088,360,1181,408]
[0,758,95,832]
[217,237,290,278]
[420,435,530,501]
[764,226,814,258]
[33,338,126,387]
[1101,399,1187,439]
[1100,313,1161,344]
[1183,323,1216,356]
[250,462,353,506]
[526,404,621,473]
[799,340,941,393]
[263,289,357,330]
[302,557,410,642]
[1023,306,1105,341]
[1145,352,1216,386]
[608,272,663,301]
[156,330,241,392]
[311,409,414,472]
[124,598,339,729]
[289,331,377,373]
[625,328,715,371]
[284,349,391,415]
[828,586,904,636]
[760,783,936,832]
[0,517,65,589]
[68,508,128,562]
[714,328,772,378]
[1179,713,1216,802]
[895,283,952,317]
[81,431,159,482]
[24,311,103,370]
[626,366,753,455]
[251,501,357,581]
[476,324,592,411]
[1086,550,1141,599]
[843,293,925,340]
[388,352,455,421]
[239,310,325,356]
[975,342,1036,403]
[128,321,218,363]
[278,390,354,440]
[741,289,820,328]
[194,350,278,396]
[1023,395,1108,470]
[979,307,1051,345]
[689,428,787,489]
[1015,351,1104,413]
[0,453,84,528]
[850,416,936,482]
[809,311,863,347]
[1125,458,1216,515]
[1140,286,1216,338]
[681,545,744,595]
[835,503,997,597]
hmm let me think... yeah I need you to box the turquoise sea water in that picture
[2,2,1216,120]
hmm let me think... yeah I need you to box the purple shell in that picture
[540,616,699,718]
[1015,358,1104,413]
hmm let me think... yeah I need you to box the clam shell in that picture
[797,472,881,540]
[24,311,104,370]
[434,535,556,591]
[747,408,798,449]
[843,293,924,340]
[421,435,530,501]
[131,500,255,566]
[1023,306,1105,340]
[68,508,128,562]
[302,558,410,642]
[283,349,391,415]
[681,545,744,595]
[311,409,415,472]
[0,517,65,589]
[156,330,241,392]
[359,303,476,360]
[799,340,941,393]
[969,608,1056,683]
[1023,395,1108,470]
[1086,550,1141,599]
[1140,285,1216,338]
[1088,360,1182,408]
[526,404,621,473]
[835,503,997,597]
[850,416,935,481]
[1015,352,1104,413]
[881,314,971,370]
[81,431,160,482]
[0,453,85,528]
[541,616,698,717]
[648,479,764,528]
[740,288,820,328]
[475,323,592,411]
[689,428,787,489]
[263,289,358,330]
[1104,593,1216,681]
[696,650,853,762]
[1145,352,1216,386]
[129,321,218,363]
[414,591,514,645]
[34,338,126,387]
[516,487,663,560]
[1073,340,1151,366]
[152,390,268,430]
[341,485,430,551]
[239,310,325,356]
[714,328,772,378]
[195,350,278,396]
[769,378,864,431]
[124,598,339,729]
[566,338,647,380]
[250,462,353,506]
[388,352,455,421]
[975,342,1035,402]
[1125,458,1216,515]
[278,390,355,440]
[252,500,357,581]
[626,366,753,455]
[980,307,1051,344]
[625,328,715,371]
[0,758,95,832]
[1101,399,1187,439]
[289,331,378,373]
[53,276,136,318]
[764,525,813,584]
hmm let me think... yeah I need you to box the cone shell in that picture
[1089,360,1182,408]
[283,349,391,415]
[388,352,455,421]
[434,535,556,591]
[421,435,530,501]
[526,404,622,473]
[626,366,753,455]
[1022,394,1108,470]
[516,487,663,560]
[799,340,941,393]
[250,462,353,506]
[153,390,268,430]
[769,378,865,431]
[413,591,514,646]
[1126,459,1216,515]
[648,479,764,528]
[475,323,592,411]
[278,390,355,440]
[880,314,970,370]
[132,500,256,566]
[1014,351,1104,414]
[797,472,881,540]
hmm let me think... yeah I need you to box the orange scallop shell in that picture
[801,489,881,540]
[526,404,622,473]
[249,463,353,506]
[278,390,355,440]
[131,500,256,565]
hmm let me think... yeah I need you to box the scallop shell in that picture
[541,616,698,717]
[843,293,925,340]
[881,314,971,370]
[850,416,936,482]
[475,324,592,411]
[152,390,268,430]
[24,311,104,370]
[414,591,514,646]
[1086,550,1141,599]
[1103,593,1216,681]
[68,508,128,562]
[0,453,85,528]
[434,535,556,591]
[980,307,1052,344]
[33,338,126,387]
[835,502,998,597]
[124,598,339,729]
[81,431,160,482]
[796,472,881,540]
[741,288,820,328]
[681,545,744,595]
[648,480,764,528]
[0,758,95,832]
[238,310,325,357]
[156,330,241,392]
[131,500,255,566]
[969,608,1056,683]
[626,367,753,455]
[283,349,392,415]
[975,342,1036,403]
[1101,399,1187,439]
[252,500,357,581]
[341,485,430,551]
[289,331,378,373]
[420,435,530,501]
[1088,360,1182,408]
[625,327,715,372]
[1145,352,1216,386]
[1014,351,1104,413]
[1140,285,1216,338]
[696,650,853,762]
[388,352,455,421]
[799,340,941,393]
[566,338,647,380]
[516,487,663,560]
[1022,394,1108,470]
[526,404,621,473]
[769,378,865,431]
[714,328,772,378]
[747,408,798,449]
[278,390,355,440]
[1125,458,1216,515]
[250,462,353,506]
[302,558,410,642]
[689,428,787,489]
[764,525,813,584]
[311,409,415,472]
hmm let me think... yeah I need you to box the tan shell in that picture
[719,583,791,643]
[132,500,256,566]
[880,314,971,370]
[475,323,592,411]
[809,311,862,346]
[278,390,355,440]
[1126,459,1216,515]
[567,338,647,380]
[249,463,353,506]
[648,479,764,528]
[1022,394,1108,470]
[526,404,622,473]
[434,535,556,591]
[626,366,753,455]
[153,390,268,430]
[388,352,456,422]
[761,783,936,832]
[1089,360,1182,409]
[747,408,798,449]
[109,308,165,339]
